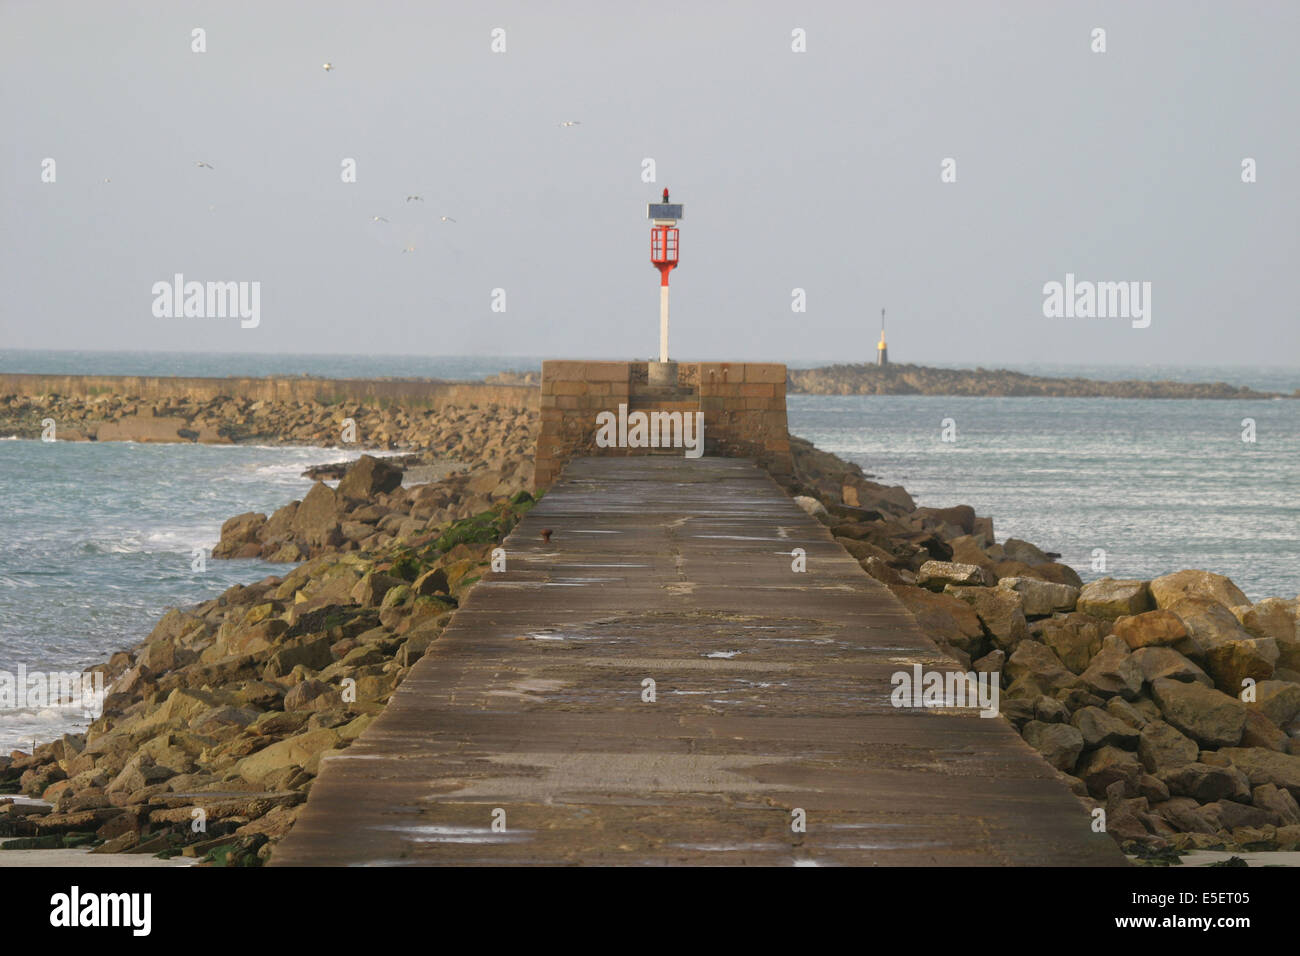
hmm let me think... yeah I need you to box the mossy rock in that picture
[2,835,63,850]
[434,516,501,552]
[389,554,422,582]
[380,584,412,609]
[411,595,455,616]
[202,834,268,867]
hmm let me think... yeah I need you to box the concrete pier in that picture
[271,457,1124,866]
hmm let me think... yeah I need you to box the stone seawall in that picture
[534,360,793,489]
[0,374,538,411]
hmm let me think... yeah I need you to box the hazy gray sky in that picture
[2,1,1297,366]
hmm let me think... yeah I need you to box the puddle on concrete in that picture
[670,842,784,852]
[498,582,591,588]
[525,630,612,643]
[376,825,530,845]
[823,841,946,851]
[326,753,396,761]
[829,822,907,829]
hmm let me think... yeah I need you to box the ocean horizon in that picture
[3,349,1298,394]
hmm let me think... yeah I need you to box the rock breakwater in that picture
[788,363,1287,398]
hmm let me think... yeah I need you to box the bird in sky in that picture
[195,161,214,169]
[406,195,423,202]
[401,245,416,253]
[322,62,334,72]
[559,120,581,127]
[371,216,389,222]
[439,216,456,223]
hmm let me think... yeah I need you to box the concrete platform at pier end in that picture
[271,457,1124,866]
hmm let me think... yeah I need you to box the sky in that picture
[2,0,1297,367]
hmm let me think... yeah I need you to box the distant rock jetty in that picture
[787,363,1290,399]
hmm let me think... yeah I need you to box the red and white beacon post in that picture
[648,188,683,364]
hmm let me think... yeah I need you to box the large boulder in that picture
[1079,635,1144,700]
[1242,710,1290,751]
[1215,748,1300,799]
[1113,609,1188,650]
[1031,613,1109,674]
[998,577,1079,617]
[212,511,267,558]
[1076,745,1143,798]
[350,571,405,608]
[232,727,342,785]
[1138,720,1199,774]
[1253,784,1300,825]
[947,535,996,571]
[1130,646,1212,686]
[1077,579,1154,620]
[1002,538,1050,566]
[889,585,986,654]
[1070,706,1140,749]
[1000,561,1083,588]
[1006,641,1080,695]
[1232,598,1298,644]
[1204,637,1278,695]
[1166,597,1255,660]
[290,482,342,549]
[1199,799,1279,831]
[338,455,403,501]
[1246,680,1300,728]
[261,500,299,544]
[914,504,975,535]
[1151,797,1218,835]
[1022,721,1085,772]
[1160,762,1251,803]
[1150,678,1247,748]
[917,561,993,590]
[948,585,1028,651]
[1150,570,1249,612]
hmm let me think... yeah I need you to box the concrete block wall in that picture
[534,360,792,489]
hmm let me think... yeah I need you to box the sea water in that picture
[0,440,370,752]
[786,394,1299,604]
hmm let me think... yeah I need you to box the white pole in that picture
[659,284,670,363]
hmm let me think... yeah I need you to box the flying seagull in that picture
[322,62,334,72]
[559,120,581,127]
[195,161,214,169]
[371,215,389,222]
[439,215,456,223]
[406,195,423,202]
[401,245,416,253]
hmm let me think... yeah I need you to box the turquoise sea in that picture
[1,351,1296,751]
